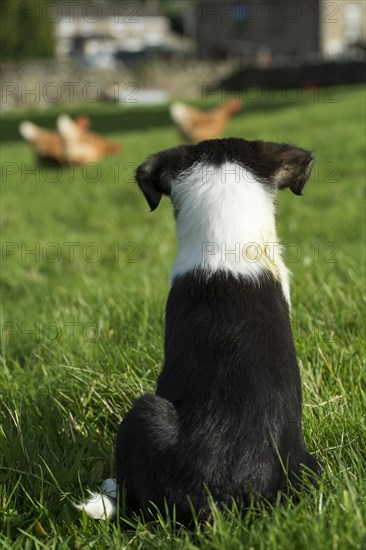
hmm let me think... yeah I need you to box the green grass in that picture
[1,85,365,549]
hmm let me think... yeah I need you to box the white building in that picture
[54,2,190,67]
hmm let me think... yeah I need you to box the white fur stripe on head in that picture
[171,161,290,303]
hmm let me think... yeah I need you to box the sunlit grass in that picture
[1,85,365,548]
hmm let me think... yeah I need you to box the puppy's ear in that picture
[272,145,314,196]
[135,155,166,211]
[135,145,193,211]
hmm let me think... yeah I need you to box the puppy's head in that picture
[135,138,314,212]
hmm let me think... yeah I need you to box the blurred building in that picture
[54,1,190,67]
[196,0,366,63]
[320,0,366,58]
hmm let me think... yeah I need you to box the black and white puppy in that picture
[77,137,323,522]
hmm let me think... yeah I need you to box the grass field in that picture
[1,85,365,549]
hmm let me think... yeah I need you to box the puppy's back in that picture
[156,271,307,504]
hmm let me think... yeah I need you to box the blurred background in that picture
[1,0,365,114]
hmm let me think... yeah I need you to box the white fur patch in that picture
[74,478,117,520]
[171,162,290,303]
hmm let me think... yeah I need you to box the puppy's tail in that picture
[74,478,117,520]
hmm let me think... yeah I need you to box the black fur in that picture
[116,274,322,522]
